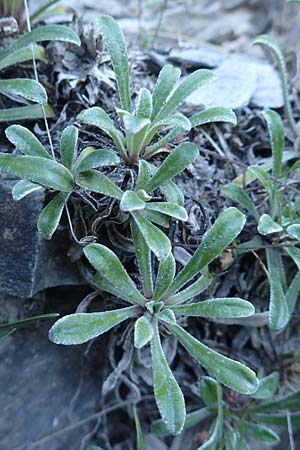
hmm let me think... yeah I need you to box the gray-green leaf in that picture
[151,321,186,435]
[0,79,47,104]
[153,253,176,301]
[60,125,78,171]
[134,315,153,349]
[96,16,131,111]
[76,170,123,199]
[12,179,43,200]
[37,192,68,240]
[84,244,146,306]
[171,298,255,318]
[0,154,73,191]
[145,142,198,193]
[170,324,258,394]
[49,305,139,345]
[170,207,245,295]
[5,125,51,158]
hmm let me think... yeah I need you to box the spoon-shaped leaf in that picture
[120,190,145,212]
[171,298,255,318]
[154,69,214,122]
[190,106,237,128]
[169,207,246,295]
[254,35,298,136]
[153,253,176,301]
[131,212,171,261]
[0,45,45,70]
[75,147,120,173]
[37,192,68,240]
[0,24,80,60]
[0,154,73,191]
[0,79,47,104]
[131,220,153,297]
[5,125,51,158]
[222,183,259,220]
[84,244,146,306]
[257,214,283,235]
[135,88,153,118]
[262,109,284,178]
[170,324,258,394]
[76,169,123,199]
[134,314,153,349]
[167,272,213,306]
[145,202,188,221]
[145,142,198,193]
[266,248,289,332]
[12,180,43,200]
[0,104,55,122]
[96,16,131,112]
[152,65,181,120]
[151,321,186,435]
[49,305,139,345]
[60,125,78,171]
[77,107,126,158]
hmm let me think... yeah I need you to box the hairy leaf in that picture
[222,183,259,219]
[0,25,80,60]
[96,16,131,111]
[12,179,43,200]
[170,324,258,394]
[0,104,55,122]
[266,248,289,332]
[151,65,181,119]
[257,214,283,235]
[78,107,126,157]
[171,298,255,318]
[151,321,186,435]
[134,314,153,349]
[145,202,187,221]
[131,212,171,260]
[0,154,73,191]
[0,78,47,104]
[0,45,45,70]
[262,109,284,177]
[170,208,246,295]
[153,253,176,301]
[76,170,123,199]
[145,142,198,193]
[5,125,51,158]
[167,272,213,306]
[60,125,78,171]
[244,421,280,445]
[75,147,119,173]
[131,221,152,298]
[120,191,145,212]
[37,192,68,239]
[154,69,214,122]
[251,372,279,400]
[49,305,139,345]
[84,244,146,305]
[135,88,153,118]
[190,107,237,128]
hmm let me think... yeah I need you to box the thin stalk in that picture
[23,0,55,160]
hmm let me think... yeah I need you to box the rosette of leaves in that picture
[223,109,300,333]
[0,124,120,239]
[49,207,258,435]
[77,140,199,260]
[0,22,80,122]
[77,15,236,164]
[153,373,300,449]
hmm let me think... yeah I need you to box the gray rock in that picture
[168,47,226,68]
[0,176,83,298]
[186,55,283,109]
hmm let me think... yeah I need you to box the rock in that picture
[0,176,83,298]
[186,55,283,109]
[168,47,226,68]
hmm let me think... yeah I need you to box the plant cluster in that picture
[0,10,300,449]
